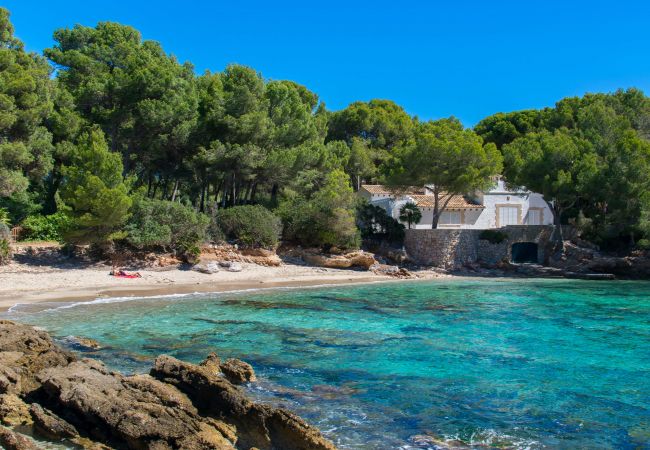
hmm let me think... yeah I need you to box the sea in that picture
[5,279,650,449]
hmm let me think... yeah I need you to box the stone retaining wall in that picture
[404,225,554,269]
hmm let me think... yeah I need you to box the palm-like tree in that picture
[399,202,422,229]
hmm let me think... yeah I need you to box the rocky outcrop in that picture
[220,358,257,384]
[0,320,74,395]
[300,250,377,270]
[0,426,39,450]
[0,394,31,427]
[0,320,336,450]
[370,263,413,278]
[29,403,78,441]
[151,355,336,450]
[201,244,282,267]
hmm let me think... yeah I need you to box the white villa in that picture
[360,178,554,229]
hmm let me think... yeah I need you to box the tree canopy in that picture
[1,6,650,256]
[385,118,502,228]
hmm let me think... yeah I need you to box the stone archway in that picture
[511,242,539,263]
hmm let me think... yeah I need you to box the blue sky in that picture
[4,0,650,126]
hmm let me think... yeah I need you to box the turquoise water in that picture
[5,279,650,449]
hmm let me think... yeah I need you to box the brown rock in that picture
[199,352,221,375]
[0,426,39,450]
[38,358,236,449]
[151,355,336,450]
[30,403,78,440]
[220,358,256,384]
[0,321,336,450]
[0,320,75,395]
[346,251,377,269]
[0,394,32,426]
[302,250,377,270]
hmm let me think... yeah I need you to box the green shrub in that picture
[0,208,9,226]
[356,202,405,244]
[217,205,281,248]
[277,170,360,251]
[0,224,11,265]
[125,198,209,255]
[637,238,650,250]
[479,229,508,244]
[21,213,71,242]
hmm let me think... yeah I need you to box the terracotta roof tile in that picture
[408,194,484,210]
[360,185,424,195]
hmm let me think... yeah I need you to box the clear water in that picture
[5,279,650,449]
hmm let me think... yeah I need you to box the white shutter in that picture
[498,206,519,226]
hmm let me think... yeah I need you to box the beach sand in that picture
[0,259,446,311]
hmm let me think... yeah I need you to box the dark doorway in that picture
[511,242,538,263]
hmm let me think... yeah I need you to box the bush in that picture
[357,202,405,244]
[21,213,71,242]
[216,205,281,248]
[0,208,9,226]
[479,229,508,244]
[277,170,360,251]
[637,238,650,250]
[0,224,11,265]
[125,198,209,255]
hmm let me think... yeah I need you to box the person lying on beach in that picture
[109,269,142,278]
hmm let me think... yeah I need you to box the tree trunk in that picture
[221,177,229,209]
[548,201,564,258]
[147,173,153,198]
[250,182,258,202]
[270,184,279,206]
[431,191,440,229]
[231,173,236,206]
[200,180,206,212]
[243,182,252,205]
[170,179,179,202]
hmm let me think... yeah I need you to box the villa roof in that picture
[408,194,484,210]
[360,185,425,195]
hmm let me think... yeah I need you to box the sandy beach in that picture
[0,258,441,311]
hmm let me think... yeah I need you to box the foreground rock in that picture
[0,320,336,449]
[151,355,334,450]
[0,426,39,450]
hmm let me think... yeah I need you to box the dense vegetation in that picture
[1,7,649,259]
[475,91,650,249]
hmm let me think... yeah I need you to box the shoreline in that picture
[1,260,448,312]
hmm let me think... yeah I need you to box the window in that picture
[527,209,541,225]
[498,206,519,226]
[439,211,462,225]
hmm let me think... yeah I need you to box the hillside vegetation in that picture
[1,7,649,260]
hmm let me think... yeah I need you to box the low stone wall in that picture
[404,229,480,269]
[404,225,554,269]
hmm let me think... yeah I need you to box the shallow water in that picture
[5,279,650,449]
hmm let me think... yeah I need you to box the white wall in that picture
[363,190,553,230]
